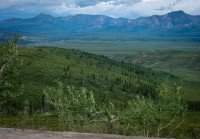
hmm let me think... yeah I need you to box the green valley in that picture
[112,50,200,101]
[0,37,200,138]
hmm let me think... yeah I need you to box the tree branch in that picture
[160,116,176,130]
[167,119,184,137]
[0,63,6,74]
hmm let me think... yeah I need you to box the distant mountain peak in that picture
[0,11,199,35]
[35,13,53,18]
[171,10,185,13]
[167,10,186,16]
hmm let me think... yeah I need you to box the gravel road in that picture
[0,128,172,139]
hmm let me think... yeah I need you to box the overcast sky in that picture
[0,0,200,19]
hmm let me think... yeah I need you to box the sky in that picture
[0,0,200,19]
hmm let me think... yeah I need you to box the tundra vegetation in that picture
[0,36,199,138]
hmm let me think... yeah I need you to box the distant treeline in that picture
[187,100,200,111]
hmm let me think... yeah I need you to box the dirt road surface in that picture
[0,128,171,139]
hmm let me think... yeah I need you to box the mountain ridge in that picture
[0,10,200,37]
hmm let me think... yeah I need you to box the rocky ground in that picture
[0,128,169,139]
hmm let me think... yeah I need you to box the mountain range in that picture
[0,10,200,43]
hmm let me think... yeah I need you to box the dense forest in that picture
[0,36,199,138]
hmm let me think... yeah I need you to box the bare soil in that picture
[0,128,168,139]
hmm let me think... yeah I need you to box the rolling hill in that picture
[1,10,200,137]
[1,46,200,137]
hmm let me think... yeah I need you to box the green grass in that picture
[112,50,200,101]
[16,46,200,112]
[20,32,200,56]
[176,112,200,138]
[18,47,161,104]
[27,41,200,56]
[1,45,200,138]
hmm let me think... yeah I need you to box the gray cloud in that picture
[0,0,199,19]
[0,0,142,9]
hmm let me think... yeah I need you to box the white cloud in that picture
[0,0,199,19]
[49,0,200,18]
[50,1,131,18]
[174,0,200,15]
[130,0,177,16]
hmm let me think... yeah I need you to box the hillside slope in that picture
[112,50,200,100]
[112,50,200,80]
[18,47,162,106]
[1,46,200,138]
